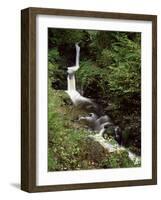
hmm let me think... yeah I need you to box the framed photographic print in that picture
[21,7,157,192]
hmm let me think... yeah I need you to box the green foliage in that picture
[48,81,94,171]
[48,29,141,103]
[49,29,88,46]
[48,48,60,63]
[48,28,142,170]
[48,81,139,170]
[100,150,135,168]
[104,33,141,98]
[76,61,109,100]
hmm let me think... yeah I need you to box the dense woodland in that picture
[48,28,141,171]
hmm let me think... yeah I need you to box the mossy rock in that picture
[84,136,109,163]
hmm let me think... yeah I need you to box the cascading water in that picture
[66,43,141,165]
[66,44,92,107]
[67,75,76,91]
[67,43,80,91]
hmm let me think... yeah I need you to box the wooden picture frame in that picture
[21,7,157,192]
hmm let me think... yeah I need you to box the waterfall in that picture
[67,74,76,91]
[67,43,80,92]
[75,43,80,67]
[66,44,92,106]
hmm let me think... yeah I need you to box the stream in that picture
[66,43,141,165]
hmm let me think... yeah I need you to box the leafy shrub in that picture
[100,150,136,168]
[48,28,142,165]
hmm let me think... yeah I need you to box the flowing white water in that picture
[89,134,141,165]
[67,44,80,91]
[66,44,92,106]
[75,43,80,67]
[67,74,76,91]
